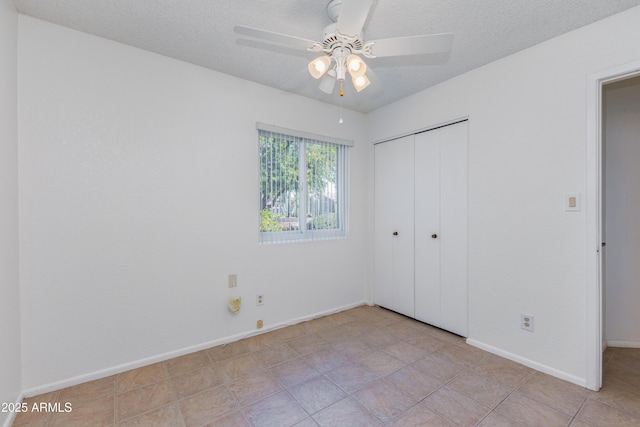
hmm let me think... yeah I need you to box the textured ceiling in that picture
[13,0,640,113]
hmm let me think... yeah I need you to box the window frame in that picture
[257,123,350,244]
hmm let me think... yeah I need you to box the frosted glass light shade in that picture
[352,73,370,92]
[347,54,367,77]
[308,56,330,79]
[319,73,337,94]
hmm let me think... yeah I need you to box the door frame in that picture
[586,59,640,391]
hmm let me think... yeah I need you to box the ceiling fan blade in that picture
[336,0,373,37]
[369,33,454,57]
[234,25,317,50]
[280,66,312,91]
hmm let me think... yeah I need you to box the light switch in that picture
[566,194,580,211]
[228,274,238,288]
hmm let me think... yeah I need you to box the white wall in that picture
[18,16,371,393]
[0,0,21,424]
[368,6,640,386]
[16,3,640,395]
[603,76,640,347]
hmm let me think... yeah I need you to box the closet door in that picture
[414,121,468,337]
[374,136,415,317]
[414,129,441,327]
[439,122,468,336]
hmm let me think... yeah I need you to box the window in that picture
[258,123,350,244]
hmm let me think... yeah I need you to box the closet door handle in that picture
[431,234,438,239]
[393,231,398,236]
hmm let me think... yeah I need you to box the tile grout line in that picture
[17,308,640,427]
[568,396,590,427]
[162,361,188,427]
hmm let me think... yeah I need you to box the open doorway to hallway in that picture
[601,75,640,392]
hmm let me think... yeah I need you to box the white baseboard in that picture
[1,391,24,427]
[466,338,588,389]
[23,301,366,398]
[606,340,640,348]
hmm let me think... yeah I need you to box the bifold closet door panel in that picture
[374,136,415,317]
[414,130,441,326]
[439,122,469,337]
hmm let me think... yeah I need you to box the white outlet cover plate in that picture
[521,314,534,332]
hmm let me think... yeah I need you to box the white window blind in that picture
[258,124,349,244]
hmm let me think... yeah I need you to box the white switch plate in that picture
[228,274,237,288]
[566,194,580,211]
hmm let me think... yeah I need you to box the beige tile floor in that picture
[12,305,640,426]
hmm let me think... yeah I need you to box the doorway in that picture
[586,60,640,391]
[600,74,640,394]
[602,76,640,348]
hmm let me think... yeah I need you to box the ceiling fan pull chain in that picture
[339,81,344,124]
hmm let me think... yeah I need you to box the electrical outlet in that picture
[257,319,263,329]
[521,314,534,332]
[256,294,264,306]
[228,274,237,288]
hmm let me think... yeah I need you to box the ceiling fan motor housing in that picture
[323,0,365,57]
[322,22,364,54]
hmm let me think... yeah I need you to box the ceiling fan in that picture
[234,0,454,97]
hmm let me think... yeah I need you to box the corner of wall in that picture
[0,1,22,426]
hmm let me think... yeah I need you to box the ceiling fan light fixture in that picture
[318,73,337,94]
[347,54,366,77]
[308,56,331,79]
[235,0,455,101]
[352,73,370,92]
